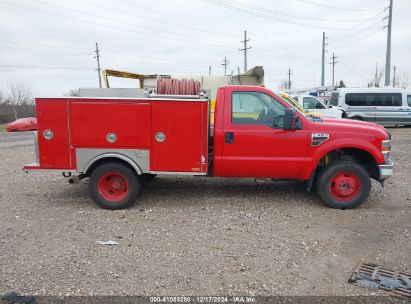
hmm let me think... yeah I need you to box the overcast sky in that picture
[0,0,410,97]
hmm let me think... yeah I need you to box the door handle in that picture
[225,132,234,144]
[399,108,404,110]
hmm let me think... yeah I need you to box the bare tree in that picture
[0,82,35,121]
[64,89,80,97]
[367,67,385,87]
[6,82,34,105]
[278,80,289,91]
[395,72,409,89]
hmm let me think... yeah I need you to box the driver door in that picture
[221,89,310,178]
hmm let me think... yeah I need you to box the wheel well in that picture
[351,116,363,121]
[316,148,379,180]
[84,157,141,177]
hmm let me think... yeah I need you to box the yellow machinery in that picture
[102,69,150,88]
[278,92,323,117]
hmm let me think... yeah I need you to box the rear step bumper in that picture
[23,163,75,174]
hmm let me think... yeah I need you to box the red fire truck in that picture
[24,85,393,210]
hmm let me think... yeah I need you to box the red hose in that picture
[157,78,201,95]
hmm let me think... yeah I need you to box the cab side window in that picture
[408,95,411,107]
[232,91,285,127]
[303,97,316,109]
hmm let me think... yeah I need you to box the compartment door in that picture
[36,98,71,169]
[150,101,208,173]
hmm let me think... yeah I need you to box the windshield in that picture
[280,96,306,116]
[330,92,339,106]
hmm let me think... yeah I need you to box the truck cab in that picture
[24,85,393,210]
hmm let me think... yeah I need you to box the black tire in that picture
[88,162,142,210]
[316,161,371,209]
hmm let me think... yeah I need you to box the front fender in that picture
[301,137,384,180]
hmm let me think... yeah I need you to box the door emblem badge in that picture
[312,133,329,146]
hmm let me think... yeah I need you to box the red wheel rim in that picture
[98,172,129,203]
[329,171,361,201]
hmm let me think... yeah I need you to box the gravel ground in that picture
[0,128,410,296]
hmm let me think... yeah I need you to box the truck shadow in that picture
[58,175,323,209]
[139,176,321,208]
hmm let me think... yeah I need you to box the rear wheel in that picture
[88,162,142,209]
[316,161,371,209]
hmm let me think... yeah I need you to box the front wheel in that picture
[88,162,143,209]
[316,161,371,209]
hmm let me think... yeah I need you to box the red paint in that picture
[25,86,389,185]
[329,171,361,201]
[217,86,309,178]
[98,172,129,202]
[70,100,151,149]
[150,100,208,172]
[36,99,71,169]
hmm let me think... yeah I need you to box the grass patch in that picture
[0,124,7,132]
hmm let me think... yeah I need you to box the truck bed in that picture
[31,97,209,175]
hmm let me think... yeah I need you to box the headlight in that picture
[382,140,391,162]
[382,140,391,152]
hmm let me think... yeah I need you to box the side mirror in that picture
[283,108,297,130]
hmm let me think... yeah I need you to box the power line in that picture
[200,0,382,30]
[0,64,94,70]
[28,0,235,47]
[0,0,236,50]
[0,45,91,56]
[77,0,238,44]
[330,28,383,50]
[212,0,384,22]
[292,0,388,12]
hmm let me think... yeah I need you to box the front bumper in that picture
[378,159,393,181]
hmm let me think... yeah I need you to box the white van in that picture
[292,95,344,118]
[330,88,411,126]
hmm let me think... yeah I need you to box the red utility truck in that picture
[24,85,393,209]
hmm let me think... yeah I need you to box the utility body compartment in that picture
[29,97,209,175]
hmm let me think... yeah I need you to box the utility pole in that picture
[94,42,102,88]
[374,62,380,87]
[392,66,396,87]
[321,32,328,87]
[239,30,251,72]
[287,68,293,91]
[329,51,338,86]
[209,66,211,76]
[384,0,393,86]
[222,57,229,76]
